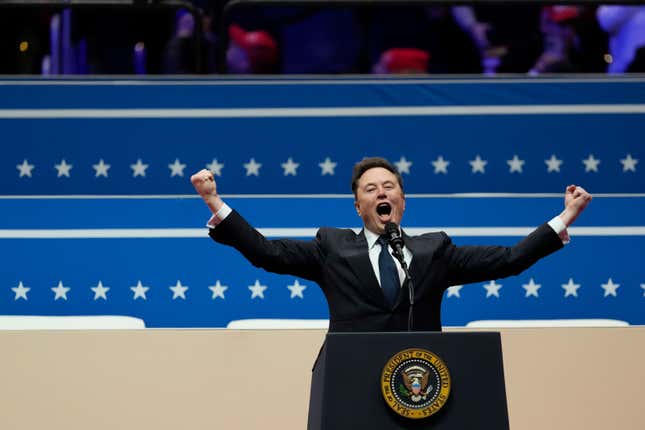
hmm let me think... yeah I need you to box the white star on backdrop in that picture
[130,280,150,300]
[641,284,645,297]
[507,155,525,173]
[522,278,541,298]
[206,159,224,176]
[130,159,149,177]
[432,156,450,174]
[600,278,620,297]
[545,154,563,173]
[54,159,73,178]
[17,159,35,178]
[209,280,228,300]
[12,281,30,301]
[52,281,70,300]
[92,159,111,178]
[319,157,337,175]
[620,154,638,172]
[18,153,643,183]
[281,157,299,176]
[248,280,267,299]
[287,279,306,299]
[91,280,110,300]
[244,158,262,176]
[469,155,487,174]
[168,159,186,177]
[582,154,600,172]
[394,156,412,174]
[446,285,463,298]
[170,280,189,300]
[483,280,502,298]
[562,278,581,297]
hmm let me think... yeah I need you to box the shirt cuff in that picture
[206,203,232,229]
[547,216,570,245]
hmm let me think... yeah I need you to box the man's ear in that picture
[354,200,361,216]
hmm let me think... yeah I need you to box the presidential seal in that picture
[381,348,451,419]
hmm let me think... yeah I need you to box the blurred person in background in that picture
[597,5,645,73]
[226,6,363,74]
[372,48,429,74]
[369,6,479,74]
[163,8,217,74]
[367,6,433,73]
[423,7,481,74]
[276,8,364,74]
[227,24,279,74]
[530,6,608,75]
[453,5,542,74]
[530,6,582,74]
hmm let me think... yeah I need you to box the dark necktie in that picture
[377,235,400,306]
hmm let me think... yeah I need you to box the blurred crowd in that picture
[169,3,645,75]
[2,1,644,75]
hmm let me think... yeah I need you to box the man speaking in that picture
[191,157,591,332]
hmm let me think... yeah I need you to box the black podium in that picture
[307,332,509,430]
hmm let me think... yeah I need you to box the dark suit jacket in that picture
[210,210,564,332]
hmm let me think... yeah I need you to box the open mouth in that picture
[376,202,392,217]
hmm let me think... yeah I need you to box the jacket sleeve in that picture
[208,210,324,282]
[439,223,564,286]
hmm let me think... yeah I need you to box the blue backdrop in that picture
[1,77,643,327]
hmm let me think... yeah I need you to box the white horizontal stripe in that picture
[1,105,645,119]
[1,193,644,200]
[1,226,644,239]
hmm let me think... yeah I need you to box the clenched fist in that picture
[191,169,223,213]
[560,185,592,227]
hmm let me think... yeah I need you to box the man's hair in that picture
[351,157,404,197]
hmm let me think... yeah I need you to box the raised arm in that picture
[443,185,592,286]
[190,169,324,281]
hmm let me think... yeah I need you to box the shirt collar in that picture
[363,227,381,250]
[364,226,403,249]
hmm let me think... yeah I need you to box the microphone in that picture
[384,221,414,331]
[384,222,405,266]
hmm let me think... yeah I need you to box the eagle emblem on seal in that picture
[399,365,433,402]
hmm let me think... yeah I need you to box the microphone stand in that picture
[393,250,414,331]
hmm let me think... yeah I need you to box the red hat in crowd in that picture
[380,48,430,74]
[545,6,581,23]
[229,24,278,72]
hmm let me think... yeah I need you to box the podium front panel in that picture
[308,332,509,430]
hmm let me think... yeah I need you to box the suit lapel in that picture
[345,230,389,307]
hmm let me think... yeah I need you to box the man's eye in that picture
[365,187,376,193]
[384,184,394,190]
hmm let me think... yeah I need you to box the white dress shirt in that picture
[363,227,412,288]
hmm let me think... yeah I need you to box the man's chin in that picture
[365,214,400,234]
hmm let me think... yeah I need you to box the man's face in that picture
[354,167,405,234]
